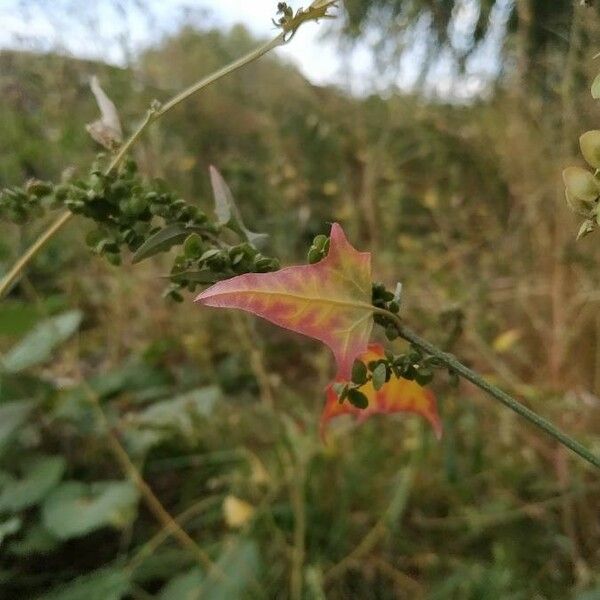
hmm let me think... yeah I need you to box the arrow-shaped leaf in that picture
[321,344,443,439]
[210,166,268,248]
[196,222,372,379]
[86,76,123,149]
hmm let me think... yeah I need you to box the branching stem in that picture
[0,33,286,300]
[373,308,600,470]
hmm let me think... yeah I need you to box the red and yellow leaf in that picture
[321,344,443,439]
[195,223,373,378]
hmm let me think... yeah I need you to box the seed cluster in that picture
[0,155,280,298]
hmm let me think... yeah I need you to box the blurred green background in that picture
[1,1,600,598]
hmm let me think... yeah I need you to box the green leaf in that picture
[8,523,58,556]
[0,297,65,337]
[159,567,203,600]
[0,456,66,512]
[204,540,259,600]
[1,311,83,373]
[351,360,368,385]
[42,481,139,540]
[38,567,130,600]
[0,400,37,456]
[0,455,66,512]
[169,270,218,285]
[592,73,600,99]
[415,367,434,386]
[371,363,387,391]
[209,166,268,247]
[86,360,171,401]
[160,540,260,600]
[347,388,369,409]
[132,224,195,264]
[125,387,220,452]
[132,549,195,585]
[0,517,21,546]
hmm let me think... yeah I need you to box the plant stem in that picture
[88,393,214,571]
[0,210,73,298]
[0,33,286,301]
[156,34,285,117]
[374,308,600,471]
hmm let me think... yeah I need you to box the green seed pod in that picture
[184,233,204,259]
[53,184,69,203]
[385,325,399,340]
[110,180,130,200]
[130,195,148,216]
[255,257,275,272]
[105,252,122,266]
[415,367,434,386]
[580,131,600,170]
[192,209,208,225]
[25,179,53,198]
[85,228,105,248]
[308,248,322,264]
[313,234,328,250]
[563,167,599,203]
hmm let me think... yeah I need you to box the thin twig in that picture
[231,313,275,408]
[324,463,414,584]
[127,495,221,573]
[0,34,286,300]
[373,308,600,470]
[87,393,215,572]
[0,210,73,298]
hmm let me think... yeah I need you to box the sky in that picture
[0,0,510,97]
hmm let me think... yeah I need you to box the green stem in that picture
[156,34,285,117]
[0,33,286,300]
[374,309,600,471]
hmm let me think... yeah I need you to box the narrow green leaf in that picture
[371,363,387,391]
[169,270,218,284]
[1,311,83,373]
[38,567,130,600]
[200,540,260,600]
[0,400,37,455]
[209,166,268,247]
[131,224,191,264]
[0,455,66,512]
[125,386,220,452]
[159,568,203,600]
[0,517,21,547]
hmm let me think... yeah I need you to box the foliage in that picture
[322,343,442,438]
[1,8,600,600]
[340,0,588,88]
[197,222,374,379]
[564,63,600,238]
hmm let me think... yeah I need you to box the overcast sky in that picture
[0,0,509,97]
[0,1,364,86]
